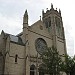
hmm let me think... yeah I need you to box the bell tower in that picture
[42,4,66,55]
[42,3,63,37]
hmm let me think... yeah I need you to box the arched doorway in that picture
[30,64,36,75]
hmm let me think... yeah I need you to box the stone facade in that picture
[0,4,67,75]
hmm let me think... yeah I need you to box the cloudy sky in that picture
[0,0,74,56]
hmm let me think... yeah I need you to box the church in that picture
[0,4,67,75]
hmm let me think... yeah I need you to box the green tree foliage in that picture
[39,46,75,75]
[60,55,75,75]
[40,46,62,75]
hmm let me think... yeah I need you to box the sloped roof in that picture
[9,35,24,46]
[10,35,18,42]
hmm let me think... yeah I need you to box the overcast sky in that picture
[0,0,74,56]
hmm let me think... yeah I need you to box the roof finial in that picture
[42,9,44,14]
[56,8,57,10]
[46,8,48,11]
[24,9,28,17]
[25,9,27,14]
[59,9,61,13]
[42,9,44,17]
[1,30,5,36]
[40,16,41,20]
[51,3,53,9]
[2,30,4,33]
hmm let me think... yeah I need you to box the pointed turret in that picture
[1,30,5,39]
[1,30,5,36]
[39,16,41,20]
[23,10,28,43]
[1,30,4,34]
[24,10,28,17]
[23,10,28,25]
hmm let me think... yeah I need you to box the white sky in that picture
[0,0,74,56]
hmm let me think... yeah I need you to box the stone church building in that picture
[0,4,66,75]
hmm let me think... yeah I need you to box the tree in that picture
[70,55,75,75]
[40,46,62,75]
[60,55,75,75]
[40,46,75,75]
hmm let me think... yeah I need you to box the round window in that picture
[35,38,47,54]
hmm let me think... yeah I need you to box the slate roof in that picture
[4,32,24,46]
[9,35,24,46]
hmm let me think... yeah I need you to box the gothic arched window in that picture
[49,20,51,27]
[45,21,48,28]
[55,17,61,36]
[30,64,35,75]
[45,17,51,28]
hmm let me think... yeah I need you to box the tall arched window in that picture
[15,54,18,63]
[30,64,35,75]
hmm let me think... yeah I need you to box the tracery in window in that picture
[30,64,35,75]
[35,38,47,54]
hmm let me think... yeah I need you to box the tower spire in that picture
[24,9,28,17]
[23,9,28,24]
[23,9,29,43]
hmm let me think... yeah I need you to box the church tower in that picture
[42,4,66,56]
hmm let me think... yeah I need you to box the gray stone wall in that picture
[0,55,4,74]
[0,35,5,74]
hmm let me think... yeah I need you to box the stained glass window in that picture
[35,38,47,54]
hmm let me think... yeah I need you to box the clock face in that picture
[35,38,47,54]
